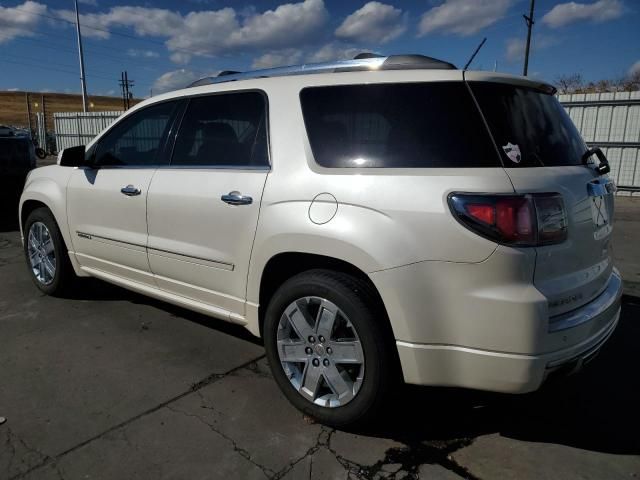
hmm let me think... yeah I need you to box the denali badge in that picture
[502,142,522,163]
[549,292,583,309]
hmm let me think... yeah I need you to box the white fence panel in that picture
[560,93,640,194]
[54,111,123,152]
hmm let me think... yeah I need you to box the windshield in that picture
[469,82,587,167]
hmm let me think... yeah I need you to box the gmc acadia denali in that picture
[19,54,622,426]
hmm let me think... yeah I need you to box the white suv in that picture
[20,54,622,426]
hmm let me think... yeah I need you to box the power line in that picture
[119,71,134,109]
[5,38,127,76]
[10,5,212,59]
[0,56,117,82]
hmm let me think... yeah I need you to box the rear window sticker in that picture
[502,142,521,163]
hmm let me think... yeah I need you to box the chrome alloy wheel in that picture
[277,296,365,408]
[27,221,56,285]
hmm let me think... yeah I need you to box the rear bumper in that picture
[396,305,619,393]
[373,254,623,393]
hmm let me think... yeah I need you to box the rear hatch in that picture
[467,76,615,317]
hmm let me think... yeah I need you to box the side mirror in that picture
[58,145,87,167]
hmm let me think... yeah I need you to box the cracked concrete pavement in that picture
[1,195,639,480]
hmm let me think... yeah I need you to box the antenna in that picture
[463,37,487,71]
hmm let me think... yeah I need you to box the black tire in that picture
[264,269,397,427]
[35,148,47,159]
[23,207,74,296]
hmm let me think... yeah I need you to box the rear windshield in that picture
[300,82,500,168]
[469,82,587,167]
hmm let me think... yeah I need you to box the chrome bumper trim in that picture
[548,270,622,333]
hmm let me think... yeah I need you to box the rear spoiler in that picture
[463,71,557,95]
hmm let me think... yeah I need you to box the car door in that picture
[67,100,179,285]
[146,91,269,319]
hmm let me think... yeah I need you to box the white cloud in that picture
[127,49,160,58]
[308,43,370,63]
[0,1,47,44]
[418,0,512,37]
[251,49,303,69]
[542,0,623,28]
[336,2,406,44]
[169,52,192,65]
[55,6,183,40]
[78,0,98,6]
[152,69,200,94]
[54,0,328,63]
[629,60,640,77]
[505,35,557,62]
[227,0,327,49]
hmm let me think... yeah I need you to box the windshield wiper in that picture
[582,147,610,175]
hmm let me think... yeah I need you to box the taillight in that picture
[448,193,567,246]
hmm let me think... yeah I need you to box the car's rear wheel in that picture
[24,207,74,296]
[264,269,395,427]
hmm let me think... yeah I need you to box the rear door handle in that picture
[121,185,141,196]
[221,191,253,206]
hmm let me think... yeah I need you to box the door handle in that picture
[121,185,142,196]
[221,191,253,206]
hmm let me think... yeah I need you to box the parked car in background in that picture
[19,54,622,427]
[1,125,36,200]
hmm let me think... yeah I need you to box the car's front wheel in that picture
[264,269,396,427]
[23,207,74,296]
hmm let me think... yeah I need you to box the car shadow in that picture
[356,294,640,456]
[57,276,640,456]
[62,277,263,346]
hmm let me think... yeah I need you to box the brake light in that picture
[448,193,567,246]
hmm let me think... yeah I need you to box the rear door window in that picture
[300,82,500,168]
[469,83,587,167]
[171,91,269,168]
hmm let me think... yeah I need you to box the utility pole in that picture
[74,0,89,112]
[119,71,135,110]
[523,0,535,76]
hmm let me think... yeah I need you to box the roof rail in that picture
[186,54,456,88]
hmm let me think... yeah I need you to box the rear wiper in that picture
[582,147,610,175]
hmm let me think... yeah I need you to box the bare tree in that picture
[555,73,583,94]
[619,70,640,92]
[555,72,640,94]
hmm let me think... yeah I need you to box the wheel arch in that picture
[20,175,85,277]
[256,251,395,342]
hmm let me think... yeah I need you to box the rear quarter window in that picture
[300,82,500,168]
[469,83,587,167]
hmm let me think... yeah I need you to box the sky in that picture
[0,0,638,97]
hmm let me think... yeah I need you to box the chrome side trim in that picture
[76,231,146,252]
[77,231,234,270]
[548,270,622,333]
[80,164,271,171]
[148,247,234,271]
